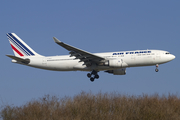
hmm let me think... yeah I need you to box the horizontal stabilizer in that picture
[6,55,30,64]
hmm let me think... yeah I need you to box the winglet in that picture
[53,37,61,43]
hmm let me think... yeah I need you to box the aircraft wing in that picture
[53,37,105,66]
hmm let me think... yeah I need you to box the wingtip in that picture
[6,33,12,36]
[6,54,13,57]
[6,33,15,35]
[53,37,61,43]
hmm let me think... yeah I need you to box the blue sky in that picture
[0,1,179,106]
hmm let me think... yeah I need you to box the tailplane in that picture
[6,33,42,57]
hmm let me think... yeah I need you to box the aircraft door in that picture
[156,52,161,59]
[152,52,161,63]
[131,54,136,60]
[42,59,47,66]
[121,59,128,67]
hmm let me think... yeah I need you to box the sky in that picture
[0,1,179,106]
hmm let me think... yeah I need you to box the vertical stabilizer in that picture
[6,33,42,57]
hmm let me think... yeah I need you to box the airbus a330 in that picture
[6,33,175,82]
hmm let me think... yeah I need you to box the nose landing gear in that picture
[87,70,99,82]
[155,64,159,72]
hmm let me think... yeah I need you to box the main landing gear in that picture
[155,64,159,72]
[87,70,99,82]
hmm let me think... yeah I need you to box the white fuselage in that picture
[14,50,175,72]
[6,33,176,81]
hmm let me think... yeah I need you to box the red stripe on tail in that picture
[10,44,24,56]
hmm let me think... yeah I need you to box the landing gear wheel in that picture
[155,69,159,72]
[87,70,99,82]
[155,64,159,72]
[95,75,99,79]
[90,77,94,82]
[87,73,91,78]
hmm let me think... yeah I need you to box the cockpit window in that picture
[165,52,170,54]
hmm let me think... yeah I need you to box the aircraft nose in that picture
[172,54,176,60]
[164,54,175,62]
[169,54,175,61]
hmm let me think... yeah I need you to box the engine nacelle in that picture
[105,68,126,75]
[104,59,128,68]
[104,59,122,67]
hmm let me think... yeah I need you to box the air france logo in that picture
[113,51,151,55]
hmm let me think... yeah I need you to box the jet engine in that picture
[104,59,128,68]
[104,59,122,67]
[105,68,126,75]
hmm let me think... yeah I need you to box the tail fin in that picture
[6,33,42,57]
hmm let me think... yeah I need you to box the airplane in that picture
[6,33,175,82]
